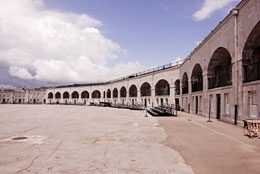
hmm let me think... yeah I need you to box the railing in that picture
[208,71,232,89]
[243,62,260,83]
[129,91,137,97]
[192,82,203,92]
[141,90,151,97]
[182,87,188,94]
[155,89,170,96]
[175,88,180,95]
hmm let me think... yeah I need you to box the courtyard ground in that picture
[0,105,193,174]
[159,112,260,174]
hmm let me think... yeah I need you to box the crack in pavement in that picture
[15,155,41,174]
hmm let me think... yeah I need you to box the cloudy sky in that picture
[0,0,239,87]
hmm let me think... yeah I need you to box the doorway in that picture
[216,94,221,119]
[195,96,198,114]
[144,98,147,107]
[160,98,163,105]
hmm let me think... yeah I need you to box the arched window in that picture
[113,88,118,98]
[182,73,189,94]
[71,91,79,99]
[81,91,89,99]
[107,89,111,98]
[63,91,70,99]
[155,79,170,96]
[92,90,101,98]
[120,87,127,98]
[55,92,61,99]
[191,64,203,92]
[129,85,137,97]
[243,21,260,82]
[174,80,180,95]
[208,47,232,89]
[48,92,53,99]
[140,82,151,97]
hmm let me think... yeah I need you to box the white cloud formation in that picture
[193,0,238,21]
[0,0,142,83]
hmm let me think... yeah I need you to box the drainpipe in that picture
[233,8,239,125]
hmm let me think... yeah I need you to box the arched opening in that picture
[113,88,118,98]
[55,92,61,99]
[120,86,127,98]
[129,85,137,97]
[81,91,89,99]
[191,64,203,92]
[243,21,260,82]
[92,90,101,98]
[107,89,111,98]
[103,91,105,98]
[63,91,70,99]
[140,82,151,97]
[48,92,53,99]
[155,79,170,96]
[71,91,79,99]
[208,47,232,89]
[182,73,189,94]
[175,79,180,95]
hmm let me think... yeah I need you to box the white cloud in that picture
[0,0,142,83]
[193,0,238,21]
[196,41,201,45]
[9,66,33,80]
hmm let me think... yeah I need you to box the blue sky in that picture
[43,0,238,67]
[0,0,240,87]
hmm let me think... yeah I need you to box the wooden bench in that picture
[244,120,260,138]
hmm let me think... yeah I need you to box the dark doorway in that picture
[195,96,198,114]
[175,98,180,111]
[160,98,163,105]
[216,94,221,119]
[19,99,21,104]
[144,99,147,107]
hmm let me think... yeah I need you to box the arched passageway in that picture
[63,92,70,99]
[140,82,151,97]
[174,80,180,95]
[120,86,127,98]
[48,92,53,99]
[81,91,89,99]
[191,64,203,92]
[107,89,111,98]
[243,21,260,82]
[155,79,170,96]
[55,92,61,99]
[182,73,189,94]
[113,88,118,98]
[129,85,137,97]
[208,47,232,89]
[92,90,101,98]
[71,91,79,99]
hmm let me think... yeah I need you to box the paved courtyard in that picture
[0,105,193,174]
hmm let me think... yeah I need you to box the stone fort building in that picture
[1,0,259,126]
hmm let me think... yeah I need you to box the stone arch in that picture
[92,90,101,98]
[48,92,53,99]
[182,73,189,94]
[129,84,137,97]
[120,86,127,98]
[113,88,118,98]
[71,91,79,99]
[140,82,151,97]
[81,91,89,99]
[107,89,111,98]
[207,47,232,89]
[175,79,180,95]
[243,21,260,82]
[63,91,70,99]
[191,64,203,92]
[55,92,61,99]
[155,79,170,96]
